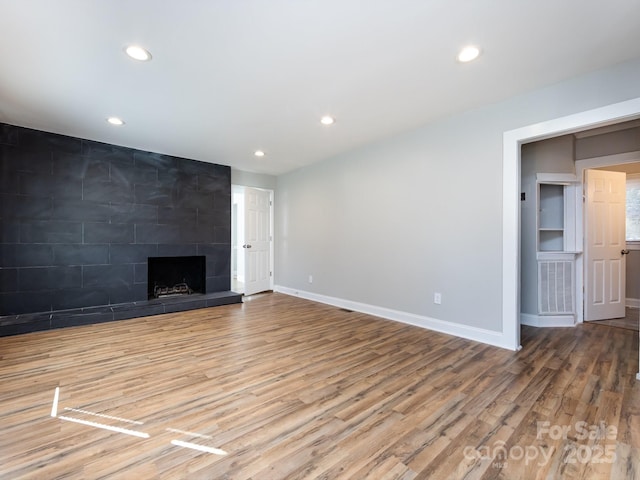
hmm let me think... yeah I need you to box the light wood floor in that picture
[1,293,639,479]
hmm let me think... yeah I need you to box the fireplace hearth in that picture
[148,256,205,300]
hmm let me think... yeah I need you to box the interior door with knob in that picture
[584,169,627,321]
[243,187,272,296]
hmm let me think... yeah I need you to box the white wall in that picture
[231,169,277,190]
[275,57,640,347]
[576,126,640,159]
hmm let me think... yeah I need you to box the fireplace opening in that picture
[147,256,206,299]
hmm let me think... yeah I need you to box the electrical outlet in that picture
[308,275,313,284]
[434,292,442,304]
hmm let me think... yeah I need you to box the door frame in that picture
[503,96,640,350]
[231,184,275,294]
[576,153,640,323]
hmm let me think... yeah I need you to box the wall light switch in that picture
[434,292,442,304]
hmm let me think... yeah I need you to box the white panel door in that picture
[243,187,271,296]
[584,169,627,321]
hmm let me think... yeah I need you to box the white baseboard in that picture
[520,313,576,328]
[274,285,516,350]
[627,298,640,308]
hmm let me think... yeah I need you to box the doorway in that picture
[520,132,639,328]
[231,185,274,296]
[576,157,640,322]
[503,97,640,350]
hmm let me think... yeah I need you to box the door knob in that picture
[621,249,630,255]
[243,244,252,249]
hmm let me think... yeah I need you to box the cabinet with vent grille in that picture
[536,174,580,322]
[537,254,575,315]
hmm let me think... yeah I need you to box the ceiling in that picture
[1,1,639,176]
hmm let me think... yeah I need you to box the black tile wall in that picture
[0,123,232,321]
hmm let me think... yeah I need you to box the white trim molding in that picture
[627,298,640,309]
[520,313,576,328]
[275,285,514,350]
[575,151,640,171]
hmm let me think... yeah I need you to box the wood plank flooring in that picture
[591,308,639,332]
[0,292,638,479]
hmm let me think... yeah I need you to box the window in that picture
[626,174,640,241]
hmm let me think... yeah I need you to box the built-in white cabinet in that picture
[537,174,578,252]
[535,174,580,323]
[538,183,565,251]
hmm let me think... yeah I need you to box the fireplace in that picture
[147,256,206,299]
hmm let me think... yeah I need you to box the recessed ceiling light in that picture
[457,45,481,63]
[125,45,152,61]
[320,115,335,125]
[254,150,265,157]
[107,117,125,126]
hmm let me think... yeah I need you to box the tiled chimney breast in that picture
[0,123,237,331]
